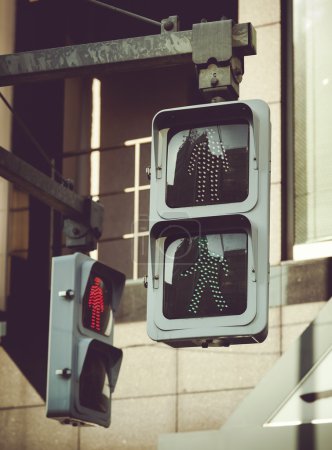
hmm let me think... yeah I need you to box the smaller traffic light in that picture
[46,253,125,427]
[147,100,271,348]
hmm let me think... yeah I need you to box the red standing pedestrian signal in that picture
[88,277,105,332]
[82,272,113,337]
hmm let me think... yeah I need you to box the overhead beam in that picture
[0,24,255,86]
[0,31,193,86]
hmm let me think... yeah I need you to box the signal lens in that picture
[79,343,110,413]
[163,233,248,319]
[82,272,113,336]
[166,123,249,207]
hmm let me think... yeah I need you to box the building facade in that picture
[0,0,331,449]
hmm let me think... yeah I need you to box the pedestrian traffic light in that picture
[147,100,271,348]
[46,253,125,427]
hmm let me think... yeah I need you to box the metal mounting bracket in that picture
[192,20,256,101]
[63,197,104,251]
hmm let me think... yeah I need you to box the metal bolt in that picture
[211,96,224,103]
[93,227,102,239]
[72,227,80,236]
[211,76,219,87]
[55,368,72,378]
[146,166,151,180]
[143,275,148,288]
[63,178,74,190]
[163,19,174,31]
[58,289,74,300]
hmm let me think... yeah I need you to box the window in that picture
[97,137,151,280]
[62,79,151,280]
[63,136,151,280]
[293,0,332,259]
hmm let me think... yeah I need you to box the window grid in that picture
[124,137,151,279]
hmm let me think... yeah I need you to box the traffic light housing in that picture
[147,100,271,348]
[46,253,125,427]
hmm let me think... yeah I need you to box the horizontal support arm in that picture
[0,24,255,86]
[0,31,192,86]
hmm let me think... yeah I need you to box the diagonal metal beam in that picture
[0,146,98,225]
[0,24,255,87]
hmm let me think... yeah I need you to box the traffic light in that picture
[147,100,271,348]
[46,253,125,427]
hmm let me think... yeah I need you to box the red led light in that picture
[87,277,105,332]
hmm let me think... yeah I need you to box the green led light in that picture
[180,236,230,314]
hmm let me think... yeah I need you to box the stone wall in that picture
[0,261,329,449]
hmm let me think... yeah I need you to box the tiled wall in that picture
[239,0,282,265]
[2,1,328,449]
[0,289,328,449]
